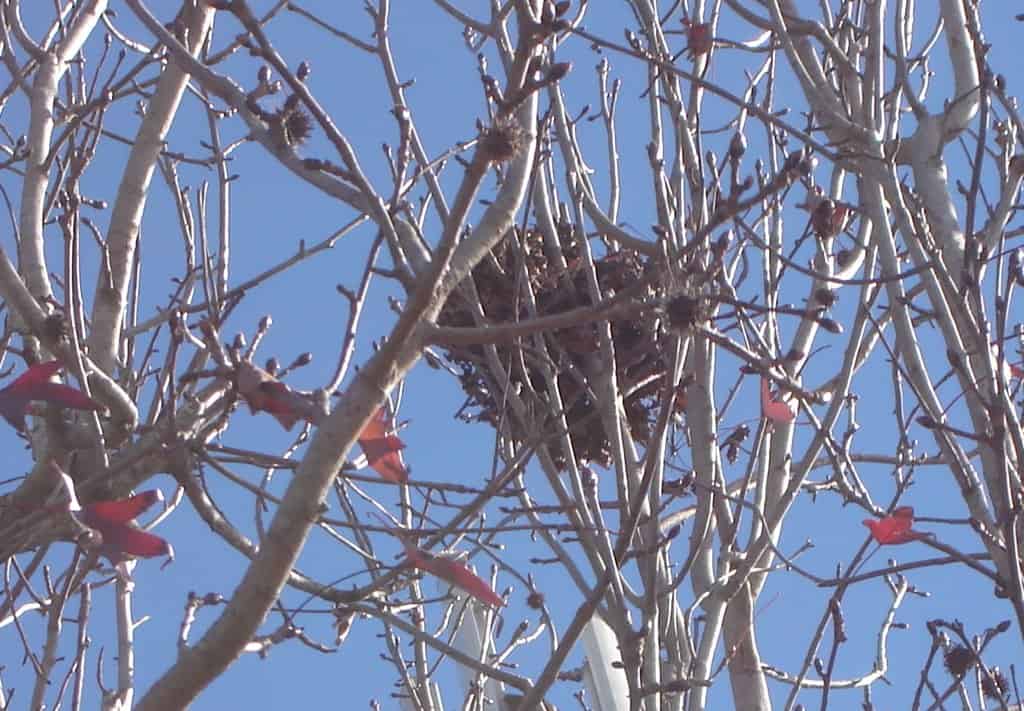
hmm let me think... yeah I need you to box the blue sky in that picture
[3,2,1024,709]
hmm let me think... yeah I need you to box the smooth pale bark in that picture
[582,616,631,711]
[88,3,216,375]
[18,0,108,304]
[723,588,770,711]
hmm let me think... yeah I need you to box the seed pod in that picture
[982,668,1009,701]
[943,645,973,677]
[667,294,703,330]
[478,117,525,163]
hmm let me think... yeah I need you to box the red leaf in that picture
[862,506,927,545]
[682,19,712,57]
[403,542,504,608]
[30,382,104,411]
[761,377,797,424]
[56,468,173,561]
[0,361,102,431]
[236,363,317,431]
[256,381,304,430]
[90,522,173,559]
[358,409,408,483]
[9,360,63,388]
[83,491,162,526]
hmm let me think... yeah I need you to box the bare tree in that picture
[1,1,1023,709]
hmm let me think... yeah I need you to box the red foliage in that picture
[358,409,408,483]
[235,362,317,430]
[761,377,797,424]
[82,494,173,560]
[0,361,103,432]
[402,540,505,608]
[57,468,172,561]
[862,506,927,545]
[234,367,408,482]
[682,19,713,58]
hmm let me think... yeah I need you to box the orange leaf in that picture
[358,409,408,483]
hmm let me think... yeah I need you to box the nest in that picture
[438,224,684,469]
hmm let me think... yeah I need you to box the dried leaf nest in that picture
[438,224,683,468]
